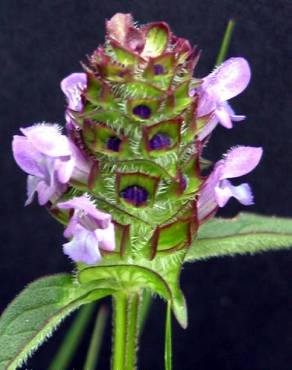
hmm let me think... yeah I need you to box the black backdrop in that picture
[0,1,291,369]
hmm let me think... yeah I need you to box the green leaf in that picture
[0,274,113,370]
[186,213,292,262]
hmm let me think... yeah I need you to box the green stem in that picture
[215,19,235,66]
[83,305,109,370]
[112,292,141,370]
[125,293,140,370]
[112,293,128,370]
[164,301,172,370]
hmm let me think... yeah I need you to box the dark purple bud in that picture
[120,185,148,207]
[153,64,165,75]
[107,136,121,152]
[132,105,151,119]
[149,133,172,150]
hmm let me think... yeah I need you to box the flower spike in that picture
[13,13,261,267]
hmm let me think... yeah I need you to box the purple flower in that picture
[12,124,90,205]
[57,195,115,264]
[197,58,251,140]
[61,73,87,130]
[198,146,263,221]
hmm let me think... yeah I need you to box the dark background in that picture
[0,0,292,369]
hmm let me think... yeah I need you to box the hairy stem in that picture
[112,292,141,370]
[164,301,172,370]
[125,293,141,370]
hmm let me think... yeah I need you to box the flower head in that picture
[12,124,90,205]
[198,146,263,221]
[57,195,115,264]
[197,57,251,140]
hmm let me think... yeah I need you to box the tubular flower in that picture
[198,146,263,222]
[57,195,115,264]
[197,57,251,140]
[12,124,90,205]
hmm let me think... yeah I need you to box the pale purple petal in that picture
[223,102,245,122]
[36,179,57,205]
[231,114,246,122]
[197,90,216,117]
[57,195,111,229]
[203,57,251,103]
[61,73,87,111]
[68,141,91,184]
[215,179,254,207]
[197,165,222,221]
[12,135,44,177]
[96,223,116,251]
[25,175,41,206]
[63,215,79,238]
[55,157,75,184]
[197,116,218,141]
[20,125,71,157]
[215,105,233,128]
[221,146,263,179]
[63,226,101,265]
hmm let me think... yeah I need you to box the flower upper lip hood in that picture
[197,57,251,140]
